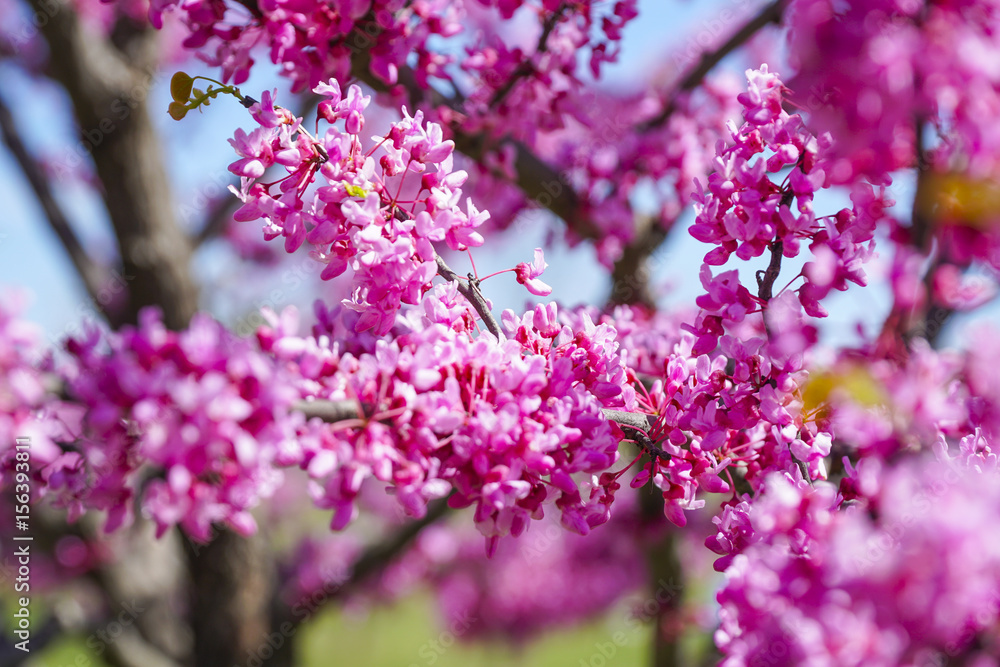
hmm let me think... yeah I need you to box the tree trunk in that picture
[640,483,684,667]
[26,0,198,329]
[185,530,294,667]
[26,7,286,667]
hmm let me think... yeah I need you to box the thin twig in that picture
[195,93,322,247]
[435,253,503,339]
[389,208,503,339]
[489,3,568,109]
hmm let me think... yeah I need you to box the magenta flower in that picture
[514,248,552,296]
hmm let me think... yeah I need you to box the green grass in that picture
[27,591,655,667]
[299,592,653,667]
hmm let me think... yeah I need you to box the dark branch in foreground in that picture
[297,399,651,430]
[602,409,652,431]
[435,253,504,339]
[292,398,361,423]
[603,409,669,461]
[756,239,784,303]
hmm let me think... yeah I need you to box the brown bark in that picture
[26,0,198,329]
[184,530,290,667]
[24,6,274,667]
[638,486,684,667]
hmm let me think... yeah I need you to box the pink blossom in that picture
[513,248,552,296]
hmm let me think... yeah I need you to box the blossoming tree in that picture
[3,0,1000,665]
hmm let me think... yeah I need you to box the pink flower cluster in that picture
[547,302,826,528]
[629,325,832,527]
[553,77,742,265]
[457,1,639,141]
[785,0,1000,298]
[715,453,1000,666]
[0,293,63,472]
[545,69,896,528]
[142,0,662,266]
[592,304,692,378]
[786,0,1000,183]
[229,81,488,335]
[42,309,301,540]
[262,300,635,554]
[147,0,459,90]
[805,331,1000,464]
[689,65,889,320]
[421,492,648,643]
[147,0,635,110]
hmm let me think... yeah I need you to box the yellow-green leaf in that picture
[802,366,886,415]
[167,101,189,121]
[170,72,194,103]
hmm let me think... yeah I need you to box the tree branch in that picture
[604,409,670,461]
[488,3,568,109]
[333,494,453,600]
[756,239,783,303]
[292,398,362,423]
[193,180,241,247]
[608,217,668,307]
[640,0,787,132]
[0,93,108,309]
[29,0,199,329]
[264,493,453,644]
[296,400,660,458]
[881,115,956,353]
[435,253,503,339]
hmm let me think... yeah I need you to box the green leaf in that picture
[170,72,194,103]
